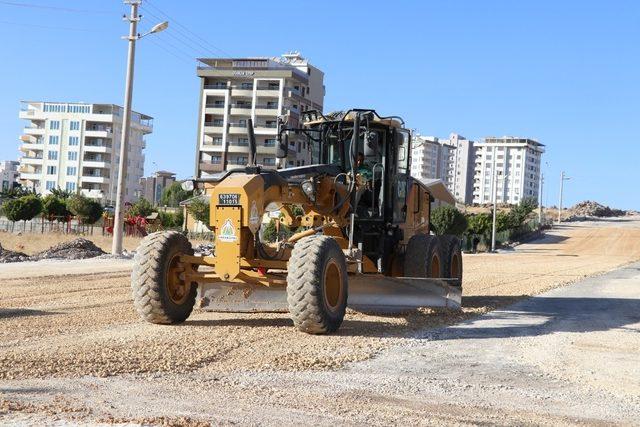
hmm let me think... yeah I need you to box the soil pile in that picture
[0,243,29,263]
[32,238,105,261]
[571,200,626,218]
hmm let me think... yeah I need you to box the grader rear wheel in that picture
[404,234,444,278]
[439,235,463,287]
[286,235,348,334]
[131,231,197,324]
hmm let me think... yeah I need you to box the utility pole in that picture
[490,158,498,252]
[538,172,544,224]
[557,171,570,224]
[112,1,168,254]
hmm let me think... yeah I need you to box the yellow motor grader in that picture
[131,109,462,334]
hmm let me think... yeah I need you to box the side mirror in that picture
[364,131,378,157]
[277,132,288,159]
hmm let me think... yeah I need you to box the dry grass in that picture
[0,232,142,255]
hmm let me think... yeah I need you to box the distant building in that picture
[0,160,20,190]
[472,137,544,205]
[139,170,176,206]
[410,133,476,204]
[18,101,153,204]
[194,51,325,176]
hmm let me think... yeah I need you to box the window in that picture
[69,121,80,131]
[69,136,79,146]
[240,82,253,89]
[49,120,60,130]
[68,151,78,161]
[46,165,57,175]
[212,137,222,145]
[264,139,276,147]
[65,182,76,191]
[263,157,275,166]
[49,135,59,145]
[234,156,247,165]
[268,82,279,89]
[66,166,77,176]
[213,119,224,126]
[211,156,221,164]
[46,181,56,190]
[48,150,58,160]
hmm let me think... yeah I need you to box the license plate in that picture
[218,193,240,205]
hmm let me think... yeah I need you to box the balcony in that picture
[231,87,253,97]
[81,175,110,184]
[24,126,45,135]
[253,123,277,135]
[205,104,226,114]
[230,104,252,115]
[20,142,44,152]
[21,156,44,165]
[255,105,279,116]
[85,125,113,138]
[83,160,109,168]
[203,122,225,134]
[84,144,112,154]
[20,172,42,181]
[228,123,248,134]
[199,162,224,173]
[285,87,303,98]
[80,189,104,199]
[204,84,228,90]
[256,87,280,98]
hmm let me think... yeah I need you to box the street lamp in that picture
[112,0,168,255]
[557,171,571,225]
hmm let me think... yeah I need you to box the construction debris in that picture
[570,201,626,218]
[32,238,105,261]
[0,243,30,263]
[194,243,214,256]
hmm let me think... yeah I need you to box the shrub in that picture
[129,198,155,217]
[261,218,297,243]
[187,197,210,224]
[159,211,184,228]
[42,195,70,221]
[2,194,42,222]
[160,182,192,207]
[67,195,104,224]
[466,213,492,238]
[431,205,468,236]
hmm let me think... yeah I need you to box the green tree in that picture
[508,197,538,227]
[129,198,156,217]
[187,197,210,224]
[2,194,42,222]
[50,188,73,199]
[158,210,184,228]
[42,194,70,221]
[67,195,104,224]
[160,182,192,207]
[496,211,515,232]
[430,205,468,236]
[466,213,492,238]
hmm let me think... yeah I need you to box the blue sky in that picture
[0,1,638,209]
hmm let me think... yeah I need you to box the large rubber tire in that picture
[286,235,348,334]
[439,235,463,287]
[404,234,445,278]
[131,231,197,324]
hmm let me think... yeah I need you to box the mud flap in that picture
[197,275,461,314]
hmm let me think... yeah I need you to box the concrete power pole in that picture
[557,171,570,225]
[538,172,544,224]
[112,0,140,255]
[491,161,498,252]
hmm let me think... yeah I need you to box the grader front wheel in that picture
[286,235,348,334]
[131,231,197,324]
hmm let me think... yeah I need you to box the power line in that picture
[142,0,232,57]
[0,19,104,32]
[138,7,210,58]
[0,0,116,14]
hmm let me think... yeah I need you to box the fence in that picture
[0,216,149,237]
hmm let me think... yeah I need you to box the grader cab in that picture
[131,109,462,334]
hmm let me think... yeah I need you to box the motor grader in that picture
[131,109,462,334]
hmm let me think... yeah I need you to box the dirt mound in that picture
[570,201,626,218]
[32,238,105,261]
[0,243,29,263]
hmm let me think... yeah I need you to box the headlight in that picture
[301,179,315,202]
[181,180,195,192]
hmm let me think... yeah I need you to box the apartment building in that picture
[194,51,325,176]
[0,160,20,190]
[410,133,476,204]
[139,170,176,206]
[18,101,152,204]
[472,137,544,205]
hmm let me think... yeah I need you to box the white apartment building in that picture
[410,133,476,204]
[194,51,325,176]
[0,160,20,190]
[472,137,544,205]
[18,101,152,204]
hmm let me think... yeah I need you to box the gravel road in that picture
[1,218,639,425]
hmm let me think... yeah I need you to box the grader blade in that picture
[196,275,461,314]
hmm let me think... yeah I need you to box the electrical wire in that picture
[0,19,103,32]
[0,0,116,14]
[142,0,232,57]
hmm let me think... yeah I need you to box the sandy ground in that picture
[0,233,143,255]
[1,217,639,425]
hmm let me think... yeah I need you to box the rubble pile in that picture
[194,243,214,256]
[32,238,105,261]
[0,243,30,263]
[570,201,626,218]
